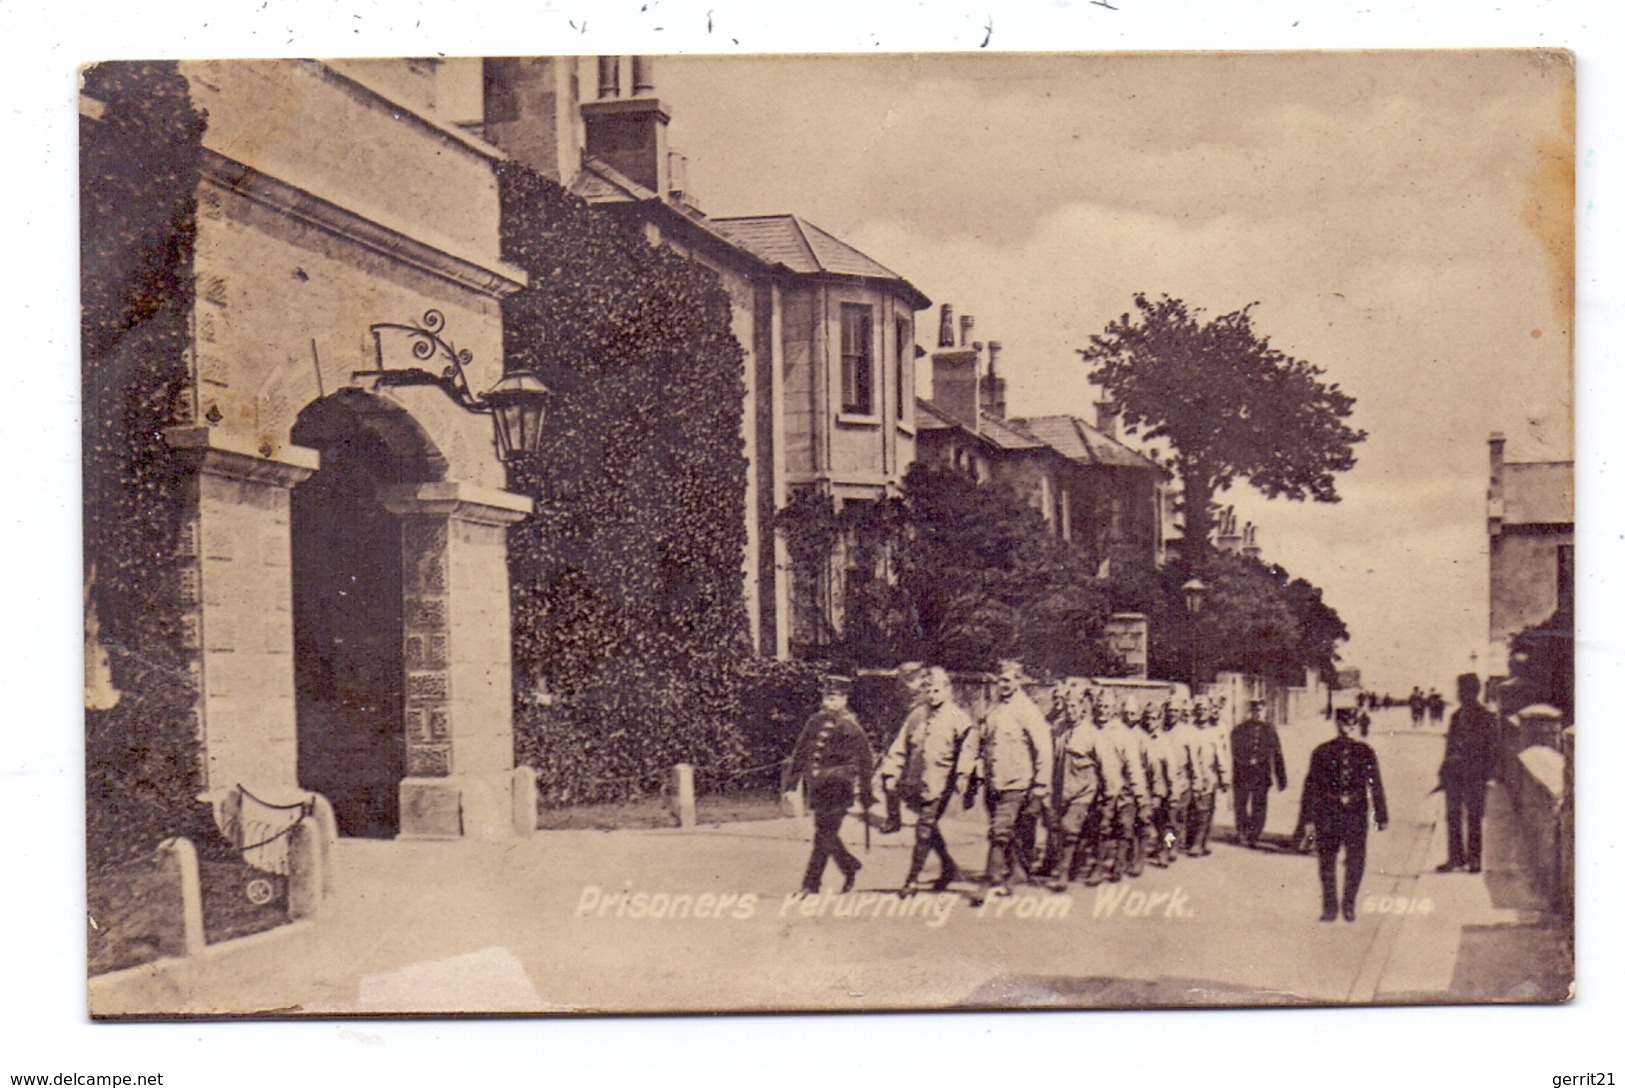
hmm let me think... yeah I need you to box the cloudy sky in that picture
[644,51,1575,694]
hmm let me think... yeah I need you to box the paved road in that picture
[92,707,1569,1015]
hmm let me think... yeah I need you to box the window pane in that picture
[840,304,873,415]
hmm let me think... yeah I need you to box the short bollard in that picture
[155,837,206,958]
[669,763,697,829]
[286,816,325,921]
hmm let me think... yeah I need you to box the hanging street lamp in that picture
[356,309,549,462]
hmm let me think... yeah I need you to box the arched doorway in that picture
[290,390,446,837]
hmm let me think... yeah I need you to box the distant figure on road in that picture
[1427,688,1446,726]
[963,660,1054,901]
[1230,698,1288,849]
[1435,673,1499,874]
[1408,687,1426,728]
[1302,707,1388,922]
[781,675,875,897]
[876,661,929,835]
[879,666,976,897]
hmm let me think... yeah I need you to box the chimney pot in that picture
[938,304,955,349]
[632,56,655,95]
[959,315,975,347]
[597,56,621,99]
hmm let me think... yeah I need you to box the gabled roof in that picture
[1015,415,1166,474]
[714,214,931,310]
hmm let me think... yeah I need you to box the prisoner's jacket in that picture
[878,700,977,806]
[965,690,1055,795]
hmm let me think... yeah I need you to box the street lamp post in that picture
[1182,576,1208,693]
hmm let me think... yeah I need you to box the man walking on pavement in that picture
[1436,672,1499,874]
[879,666,977,897]
[1302,706,1388,922]
[963,660,1053,903]
[781,675,876,897]
[1231,697,1288,848]
[876,662,929,836]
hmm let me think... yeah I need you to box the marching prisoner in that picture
[963,660,1053,901]
[877,661,929,836]
[1044,681,1106,891]
[879,666,977,897]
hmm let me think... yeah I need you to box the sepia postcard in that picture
[81,50,1574,1018]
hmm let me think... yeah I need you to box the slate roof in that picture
[714,215,930,309]
[1015,415,1165,473]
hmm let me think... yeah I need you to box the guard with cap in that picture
[1230,697,1288,848]
[781,675,876,896]
[1301,706,1388,921]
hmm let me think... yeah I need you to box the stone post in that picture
[286,816,325,921]
[511,766,538,837]
[669,763,697,829]
[155,837,206,958]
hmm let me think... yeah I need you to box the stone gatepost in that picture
[1105,612,1150,679]
[383,481,532,840]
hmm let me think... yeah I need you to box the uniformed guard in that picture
[876,661,929,835]
[878,666,977,896]
[1230,697,1288,848]
[1302,707,1388,921]
[780,675,876,896]
[963,660,1053,901]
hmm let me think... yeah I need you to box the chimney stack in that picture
[481,57,585,183]
[581,55,673,198]
[930,303,980,432]
[1094,399,1118,439]
[981,340,1007,420]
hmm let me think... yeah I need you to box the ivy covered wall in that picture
[81,62,211,867]
[497,161,775,803]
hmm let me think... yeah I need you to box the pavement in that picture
[89,706,1573,1016]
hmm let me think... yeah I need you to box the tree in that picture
[778,464,1123,677]
[1079,294,1366,563]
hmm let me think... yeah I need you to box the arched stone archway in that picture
[291,390,444,837]
[289,389,533,840]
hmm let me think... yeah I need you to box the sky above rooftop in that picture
[644,50,1575,694]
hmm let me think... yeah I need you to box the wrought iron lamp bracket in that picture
[357,309,489,412]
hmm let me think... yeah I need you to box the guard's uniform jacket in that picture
[1231,715,1287,847]
[1302,733,1388,916]
[1230,717,1288,790]
[783,708,876,813]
